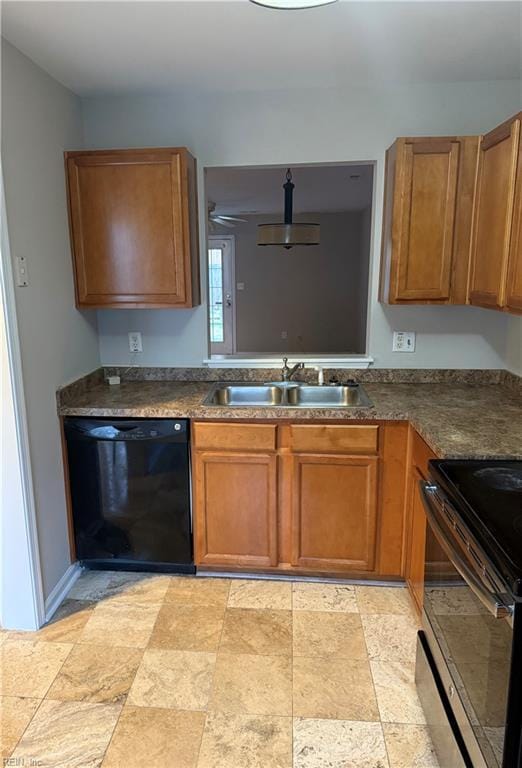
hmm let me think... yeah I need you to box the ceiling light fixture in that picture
[257,168,320,249]
[251,0,337,8]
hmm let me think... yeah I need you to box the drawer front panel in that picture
[193,422,277,452]
[289,424,379,454]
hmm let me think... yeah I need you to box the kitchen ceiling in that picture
[206,164,374,215]
[1,1,520,97]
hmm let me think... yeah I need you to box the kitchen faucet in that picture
[281,357,305,382]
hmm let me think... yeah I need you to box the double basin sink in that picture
[203,382,373,409]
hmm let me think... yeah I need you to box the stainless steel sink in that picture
[205,385,284,406]
[287,385,373,408]
[203,383,373,408]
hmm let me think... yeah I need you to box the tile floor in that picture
[0,572,440,767]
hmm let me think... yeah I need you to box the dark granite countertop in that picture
[57,375,522,460]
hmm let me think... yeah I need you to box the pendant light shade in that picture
[257,168,320,249]
[251,0,337,8]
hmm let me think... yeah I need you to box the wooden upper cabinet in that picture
[380,136,479,304]
[469,114,521,311]
[65,148,200,309]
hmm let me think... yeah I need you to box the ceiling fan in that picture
[208,201,247,230]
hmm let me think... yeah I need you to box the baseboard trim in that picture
[44,562,82,622]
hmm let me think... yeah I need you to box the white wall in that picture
[85,80,521,368]
[506,316,522,375]
[1,41,100,599]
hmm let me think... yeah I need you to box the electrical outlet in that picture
[393,331,416,352]
[281,330,288,339]
[128,331,143,353]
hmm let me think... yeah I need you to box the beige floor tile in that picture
[383,723,439,767]
[210,652,292,716]
[149,604,225,651]
[165,577,231,607]
[293,718,389,768]
[371,661,426,724]
[46,644,142,704]
[10,699,121,768]
[228,579,292,610]
[293,656,379,721]
[356,586,415,616]
[8,600,95,644]
[128,648,216,710]
[197,711,292,768]
[0,639,72,697]
[0,696,40,759]
[362,614,418,661]
[292,582,358,612]
[79,600,161,648]
[293,611,367,659]
[102,706,205,768]
[220,608,292,656]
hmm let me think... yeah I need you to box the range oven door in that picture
[419,481,516,768]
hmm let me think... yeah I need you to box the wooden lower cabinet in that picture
[405,431,438,614]
[291,454,378,571]
[192,421,409,578]
[406,466,428,613]
[193,451,278,567]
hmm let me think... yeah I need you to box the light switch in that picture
[15,256,29,287]
[237,282,245,291]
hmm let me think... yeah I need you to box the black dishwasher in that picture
[64,418,194,573]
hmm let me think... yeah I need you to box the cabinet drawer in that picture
[289,425,379,454]
[193,422,277,452]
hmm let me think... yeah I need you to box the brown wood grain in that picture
[469,114,521,310]
[290,454,378,572]
[405,429,438,615]
[381,135,479,305]
[288,424,379,454]
[64,147,200,308]
[193,422,277,452]
[193,451,278,567]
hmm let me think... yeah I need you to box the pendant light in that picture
[257,169,320,249]
[251,0,337,8]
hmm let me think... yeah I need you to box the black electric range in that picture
[416,459,522,768]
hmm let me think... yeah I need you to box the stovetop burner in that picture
[430,460,522,591]
[472,466,522,492]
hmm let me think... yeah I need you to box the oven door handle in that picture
[420,481,514,621]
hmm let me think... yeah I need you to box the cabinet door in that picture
[469,116,521,309]
[506,136,522,313]
[66,148,199,308]
[291,455,378,572]
[406,467,427,614]
[394,140,460,301]
[194,452,278,567]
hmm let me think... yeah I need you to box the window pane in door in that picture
[209,248,224,343]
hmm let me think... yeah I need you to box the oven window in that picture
[423,522,512,768]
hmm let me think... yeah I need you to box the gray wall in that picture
[214,211,370,354]
[85,79,521,369]
[1,41,100,599]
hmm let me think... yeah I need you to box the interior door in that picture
[208,236,235,354]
